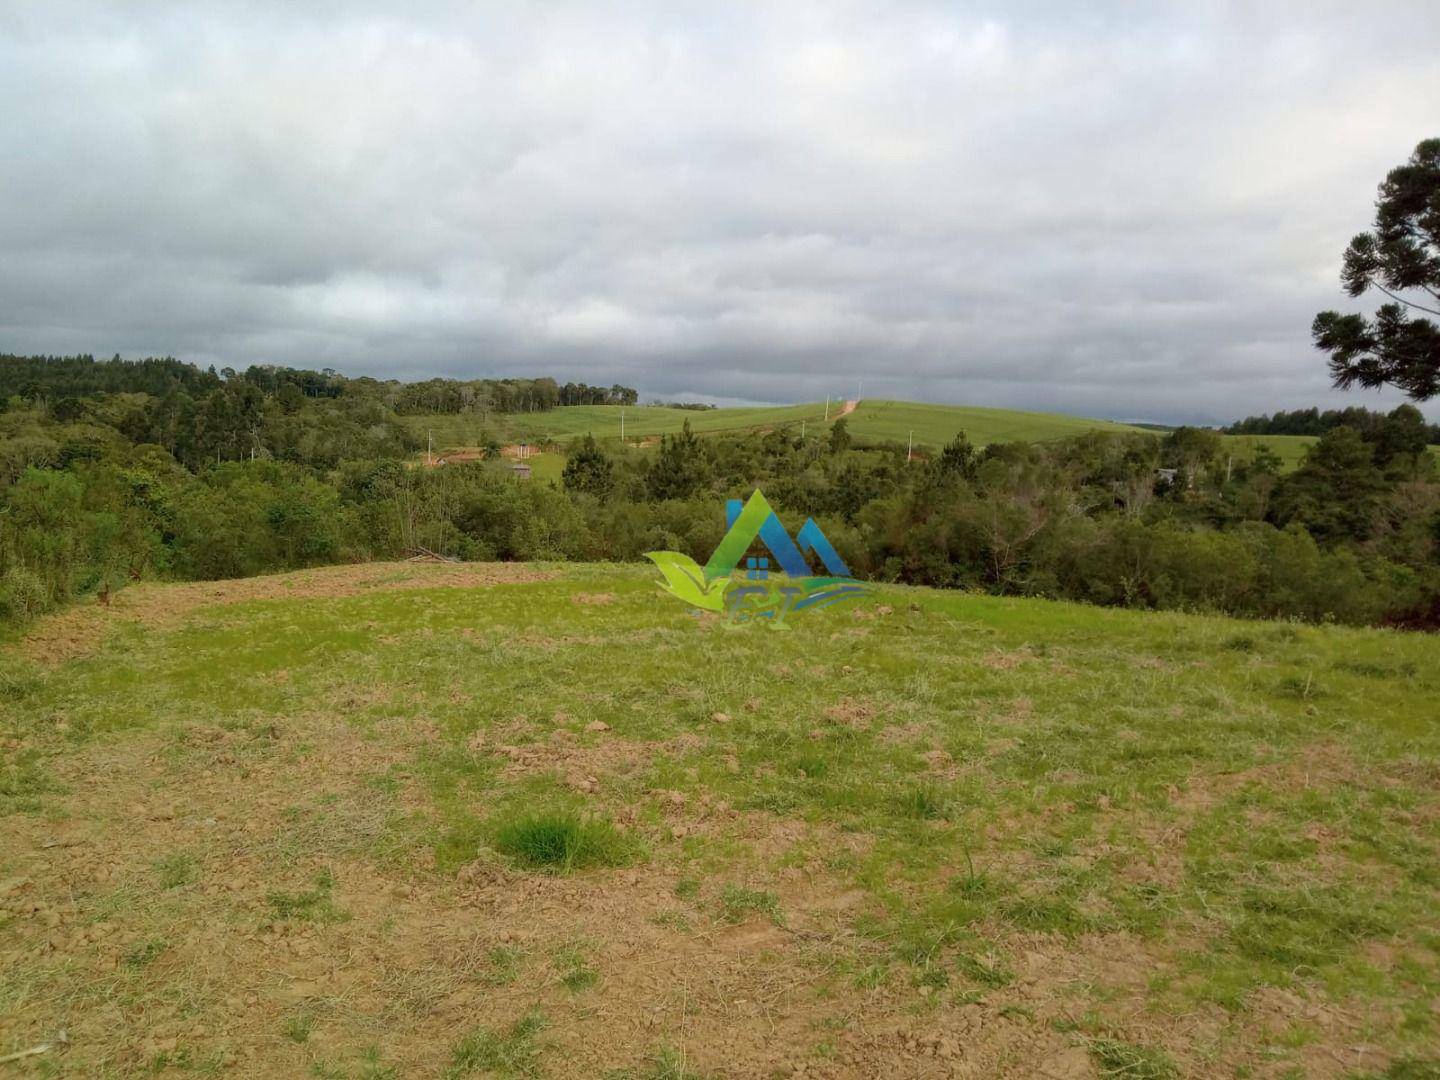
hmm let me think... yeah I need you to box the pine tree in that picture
[561,433,614,497]
[1314,139,1440,398]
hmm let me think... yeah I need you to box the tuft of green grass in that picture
[0,749,63,813]
[1349,1060,1440,1080]
[1087,1037,1178,1079]
[492,811,631,873]
[913,966,949,991]
[155,851,198,890]
[282,1010,316,1044]
[1335,659,1417,679]
[718,884,783,925]
[611,1045,713,1080]
[651,909,692,931]
[480,945,523,987]
[853,963,891,989]
[266,868,350,923]
[310,1045,398,1080]
[954,952,1013,988]
[554,945,599,992]
[1274,673,1323,699]
[446,1012,545,1078]
[896,782,949,820]
[1222,885,1394,974]
[124,937,167,968]
[999,893,1091,935]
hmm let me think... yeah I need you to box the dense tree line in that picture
[385,377,637,414]
[560,382,640,407]
[2,354,636,419]
[5,357,1440,631]
[0,354,222,400]
[550,412,1440,627]
[1225,404,1440,442]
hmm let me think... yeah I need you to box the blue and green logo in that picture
[645,489,867,625]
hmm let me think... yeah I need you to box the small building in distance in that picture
[510,461,532,481]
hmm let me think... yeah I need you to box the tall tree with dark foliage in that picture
[1313,139,1440,398]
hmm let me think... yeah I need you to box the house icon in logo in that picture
[645,489,866,623]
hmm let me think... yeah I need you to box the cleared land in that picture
[1219,434,1321,472]
[839,400,1146,447]
[405,399,1440,475]
[401,400,1149,452]
[400,403,831,449]
[2,564,1438,1077]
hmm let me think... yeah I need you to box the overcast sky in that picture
[3,2,1438,423]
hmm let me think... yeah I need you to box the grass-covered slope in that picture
[2,563,1438,1076]
[1218,433,1440,473]
[400,402,832,447]
[841,399,1147,447]
[1220,433,1323,472]
[401,398,1150,453]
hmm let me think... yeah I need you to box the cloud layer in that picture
[3,1,1439,422]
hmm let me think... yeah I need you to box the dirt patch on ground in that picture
[1165,740,1364,816]
[0,711,1420,1077]
[0,718,978,1077]
[980,648,1036,671]
[821,697,881,731]
[0,736,1050,1076]
[11,562,556,667]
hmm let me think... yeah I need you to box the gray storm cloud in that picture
[2,1,1438,423]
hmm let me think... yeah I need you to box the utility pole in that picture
[427,430,433,465]
[824,395,830,422]
[801,420,806,441]
[907,431,913,462]
[620,408,625,445]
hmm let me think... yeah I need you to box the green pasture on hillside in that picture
[2,564,1437,1075]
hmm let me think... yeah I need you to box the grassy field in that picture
[1218,435,1440,474]
[401,399,1150,454]
[3,564,1439,1077]
[840,400,1146,448]
[400,403,832,449]
[406,402,1440,477]
[1220,434,1320,472]
[404,399,1440,476]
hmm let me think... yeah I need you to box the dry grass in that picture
[2,563,1438,1076]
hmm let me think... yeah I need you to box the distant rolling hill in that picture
[839,399,1147,447]
[401,399,1435,474]
[402,402,826,447]
[400,398,1150,453]
[1218,433,1318,472]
